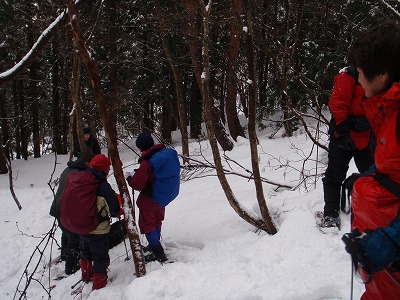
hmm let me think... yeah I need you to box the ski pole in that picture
[350,259,354,300]
[71,278,82,289]
[119,216,130,261]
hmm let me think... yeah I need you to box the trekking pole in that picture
[119,216,130,261]
[71,278,82,289]
[350,260,354,300]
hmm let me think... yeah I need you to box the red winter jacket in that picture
[328,70,370,150]
[361,83,400,183]
[352,83,400,300]
[127,144,166,234]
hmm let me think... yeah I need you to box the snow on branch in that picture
[0,0,85,87]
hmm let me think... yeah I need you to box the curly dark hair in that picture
[348,21,400,88]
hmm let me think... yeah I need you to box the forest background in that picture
[1,0,400,290]
[1,0,399,166]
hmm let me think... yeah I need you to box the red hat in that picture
[90,154,111,172]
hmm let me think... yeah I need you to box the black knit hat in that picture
[83,127,91,134]
[136,131,154,151]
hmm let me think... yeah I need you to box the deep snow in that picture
[0,124,364,300]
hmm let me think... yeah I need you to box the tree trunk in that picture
[156,1,189,163]
[12,81,21,159]
[226,0,245,142]
[19,80,28,160]
[161,70,176,143]
[66,0,146,277]
[199,0,268,232]
[187,0,233,151]
[189,74,202,139]
[26,15,40,158]
[51,36,63,154]
[0,90,10,161]
[244,0,277,235]
[0,144,8,174]
[70,44,86,153]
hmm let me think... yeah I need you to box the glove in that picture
[342,229,371,272]
[333,119,356,151]
[349,116,371,132]
[126,175,132,183]
[343,227,400,275]
[335,131,356,151]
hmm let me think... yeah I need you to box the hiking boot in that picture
[92,272,107,290]
[142,245,151,254]
[322,216,341,230]
[144,252,168,263]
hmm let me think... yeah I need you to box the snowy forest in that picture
[1,0,399,166]
[1,1,400,299]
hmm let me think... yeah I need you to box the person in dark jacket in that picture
[79,154,120,290]
[49,148,95,275]
[127,131,168,262]
[73,127,101,158]
[320,66,374,231]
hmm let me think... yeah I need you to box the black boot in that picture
[145,244,167,262]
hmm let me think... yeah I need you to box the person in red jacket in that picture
[126,131,168,262]
[342,21,400,300]
[320,66,373,231]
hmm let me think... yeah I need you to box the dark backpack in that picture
[150,148,180,206]
[60,170,100,234]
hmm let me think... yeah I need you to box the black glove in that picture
[332,119,356,151]
[336,131,356,151]
[126,175,132,183]
[342,229,373,280]
[349,116,371,132]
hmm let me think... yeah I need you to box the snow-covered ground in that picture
[0,123,364,300]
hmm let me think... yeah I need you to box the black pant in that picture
[323,136,373,218]
[80,233,110,274]
[60,226,80,274]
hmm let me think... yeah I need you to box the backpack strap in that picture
[97,203,109,223]
[375,171,400,198]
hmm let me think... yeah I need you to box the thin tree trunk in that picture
[66,0,146,277]
[70,44,86,153]
[189,74,202,139]
[156,1,189,163]
[244,0,277,235]
[19,80,28,160]
[52,36,63,154]
[226,0,245,142]
[199,0,268,232]
[187,0,233,151]
[12,81,21,159]
[27,21,40,158]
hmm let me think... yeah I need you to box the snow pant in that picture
[136,193,165,234]
[323,136,373,218]
[80,233,110,274]
[352,176,400,299]
[60,225,80,274]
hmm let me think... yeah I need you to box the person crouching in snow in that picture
[126,131,168,262]
[80,154,120,290]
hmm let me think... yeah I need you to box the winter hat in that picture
[83,127,91,135]
[79,148,95,163]
[136,131,154,151]
[90,154,111,172]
